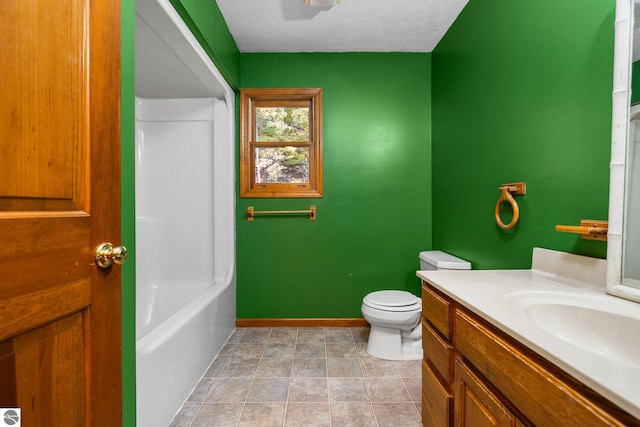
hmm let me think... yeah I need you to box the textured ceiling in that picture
[215,0,469,53]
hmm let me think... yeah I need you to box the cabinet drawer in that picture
[422,359,452,427]
[455,309,626,427]
[421,283,452,339]
[422,320,453,384]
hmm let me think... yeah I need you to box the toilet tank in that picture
[419,251,471,271]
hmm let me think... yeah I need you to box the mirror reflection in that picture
[608,0,639,300]
[625,104,640,285]
[621,0,640,288]
[633,1,640,104]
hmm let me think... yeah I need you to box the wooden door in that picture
[0,0,122,426]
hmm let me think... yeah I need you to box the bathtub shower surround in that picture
[135,0,236,426]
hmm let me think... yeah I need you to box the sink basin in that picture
[502,290,640,367]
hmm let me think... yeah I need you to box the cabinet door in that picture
[454,359,515,427]
[423,360,452,427]
[455,309,629,427]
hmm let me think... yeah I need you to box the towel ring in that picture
[495,186,520,230]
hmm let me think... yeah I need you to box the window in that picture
[240,88,323,198]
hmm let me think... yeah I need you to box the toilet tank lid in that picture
[419,251,471,270]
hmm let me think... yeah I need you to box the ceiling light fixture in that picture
[305,0,340,6]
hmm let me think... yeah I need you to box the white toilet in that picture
[361,250,471,360]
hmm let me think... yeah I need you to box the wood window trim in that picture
[240,88,323,198]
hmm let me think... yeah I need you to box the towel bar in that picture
[555,220,607,241]
[247,206,316,221]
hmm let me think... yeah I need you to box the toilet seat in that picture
[363,290,420,312]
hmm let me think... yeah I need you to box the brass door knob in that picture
[95,242,128,268]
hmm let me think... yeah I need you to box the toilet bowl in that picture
[361,290,423,360]
[361,251,471,361]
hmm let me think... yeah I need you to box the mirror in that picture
[607,0,640,301]
[626,103,640,287]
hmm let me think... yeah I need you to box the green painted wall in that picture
[431,0,615,269]
[238,53,432,318]
[169,0,241,89]
[121,0,136,425]
[632,60,640,105]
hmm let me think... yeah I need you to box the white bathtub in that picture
[135,0,236,426]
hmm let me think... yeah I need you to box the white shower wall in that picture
[135,97,235,427]
[135,98,228,337]
[135,0,236,425]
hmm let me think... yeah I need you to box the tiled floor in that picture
[169,327,422,427]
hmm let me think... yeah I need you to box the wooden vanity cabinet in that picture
[421,281,640,427]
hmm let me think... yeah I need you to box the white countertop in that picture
[417,264,640,420]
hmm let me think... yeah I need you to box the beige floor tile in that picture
[239,328,272,343]
[328,377,370,402]
[326,342,358,358]
[237,403,285,427]
[325,328,354,343]
[170,326,425,427]
[327,358,363,377]
[217,342,237,358]
[360,358,399,377]
[263,342,296,359]
[415,401,422,417]
[355,341,373,358]
[295,342,326,358]
[247,377,290,402]
[268,328,298,343]
[186,377,215,402]
[226,329,244,343]
[205,377,252,402]
[330,403,377,427]
[204,358,227,377]
[292,358,327,377]
[402,377,422,403]
[168,402,200,427]
[191,402,242,427]
[351,328,370,343]
[297,328,326,343]
[284,402,331,427]
[373,402,422,427]
[256,358,293,377]
[288,377,328,402]
[365,377,412,402]
[219,358,259,377]
[231,342,266,359]
[394,359,422,377]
